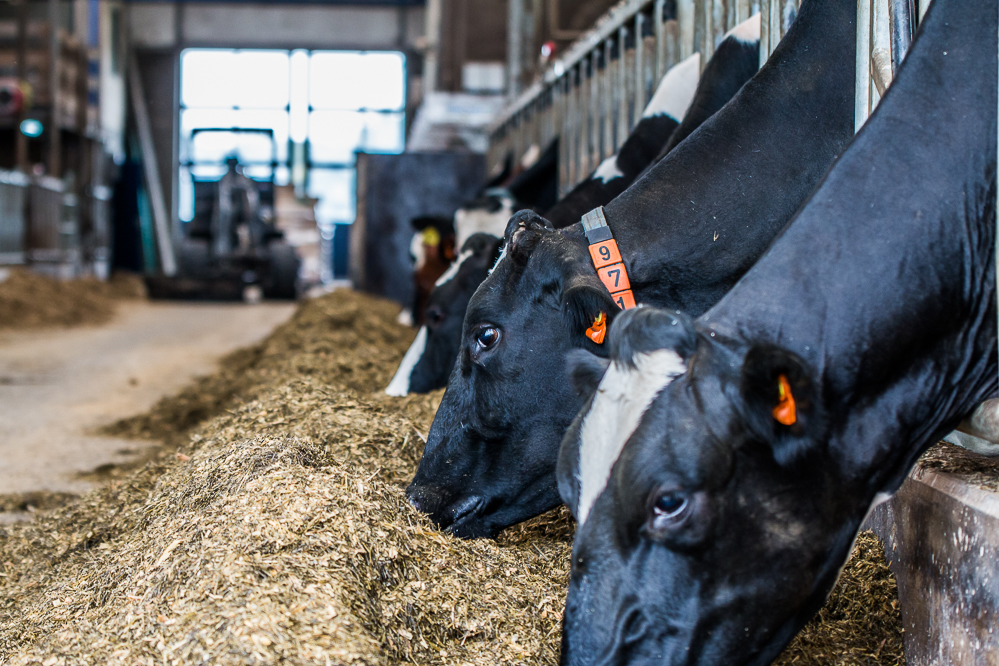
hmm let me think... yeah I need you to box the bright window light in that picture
[179,48,406,230]
[181,50,290,109]
[309,51,405,111]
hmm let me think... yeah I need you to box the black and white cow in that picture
[558,1,996,663]
[644,13,763,170]
[385,18,761,397]
[406,0,856,539]
[544,50,704,228]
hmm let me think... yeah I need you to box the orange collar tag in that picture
[586,312,607,344]
[581,207,636,311]
[773,374,797,426]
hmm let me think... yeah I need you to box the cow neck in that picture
[602,0,856,317]
[699,0,998,498]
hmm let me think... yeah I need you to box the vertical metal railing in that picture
[0,170,29,265]
[488,0,798,197]
[855,0,925,131]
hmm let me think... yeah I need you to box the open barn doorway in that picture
[177,48,407,281]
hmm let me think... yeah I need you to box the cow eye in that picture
[654,494,687,518]
[649,490,690,532]
[426,306,446,327]
[474,325,500,350]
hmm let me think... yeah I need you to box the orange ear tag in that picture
[772,374,797,426]
[586,312,607,344]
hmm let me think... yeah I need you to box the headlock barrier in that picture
[488,0,999,663]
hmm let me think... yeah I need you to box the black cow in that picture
[558,1,996,663]
[407,0,856,539]
[386,18,761,397]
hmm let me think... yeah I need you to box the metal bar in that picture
[506,0,523,98]
[888,0,915,73]
[654,0,667,80]
[129,58,177,276]
[48,0,61,177]
[678,0,696,60]
[589,52,600,172]
[855,0,872,132]
[615,27,627,151]
[634,13,646,118]
[604,39,615,160]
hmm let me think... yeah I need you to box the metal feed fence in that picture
[855,0,930,131]
[490,0,940,198]
[488,0,803,198]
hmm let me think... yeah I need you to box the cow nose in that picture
[405,482,444,516]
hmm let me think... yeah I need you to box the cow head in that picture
[406,210,619,537]
[407,233,504,393]
[557,307,873,666]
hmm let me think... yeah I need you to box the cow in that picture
[390,144,545,332]
[403,215,457,327]
[557,1,997,663]
[406,0,857,539]
[385,17,761,397]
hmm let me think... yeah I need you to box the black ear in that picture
[504,209,554,264]
[740,344,824,467]
[461,232,503,262]
[562,276,619,348]
[607,306,697,365]
[566,348,611,399]
[412,215,450,232]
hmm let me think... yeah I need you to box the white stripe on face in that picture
[723,12,760,44]
[410,232,427,270]
[593,155,625,184]
[435,249,474,287]
[576,349,687,526]
[642,52,701,121]
[385,326,429,397]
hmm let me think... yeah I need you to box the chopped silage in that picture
[0,269,145,331]
[0,289,903,665]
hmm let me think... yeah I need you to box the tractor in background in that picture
[146,128,300,300]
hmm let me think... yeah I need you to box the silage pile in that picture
[0,269,145,330]
[0,289,903,665]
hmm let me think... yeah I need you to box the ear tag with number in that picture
[586,312,607,344]
[772,374,797,426]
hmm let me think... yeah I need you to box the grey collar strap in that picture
[581,206,614,244]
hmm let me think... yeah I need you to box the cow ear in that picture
[607,306,697,364]
[566,348,611,398]
[562,277,619,348]
[504,209,553,264]
[739,344,823,466]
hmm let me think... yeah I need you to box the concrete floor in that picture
[0,301,295,497]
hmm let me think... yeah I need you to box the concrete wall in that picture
[128,2,424,51]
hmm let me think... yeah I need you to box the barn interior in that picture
[0,0,996,664]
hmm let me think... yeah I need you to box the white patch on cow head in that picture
[592,155,625,184]
[454,198,515,249]
[576,349,687,526]
[410,232,427,270]
[385,326,429,397]
[642,52,701,121]
[723,12,761,44]
[434,249,474,287]
[396,308,414,327]
[488,241,508,275]
[520,144,541,169]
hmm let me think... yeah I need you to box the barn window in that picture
[178,48,406,253]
